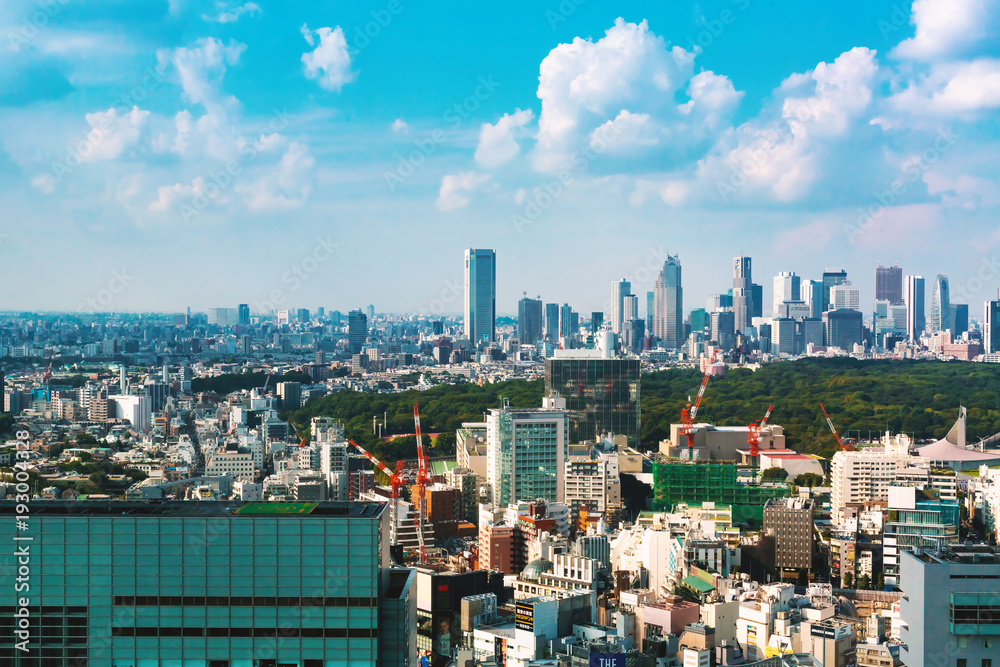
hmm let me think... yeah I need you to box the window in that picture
[983,660,992,667]
[957,659,966,667]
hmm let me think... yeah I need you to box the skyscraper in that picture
[544,302,560,341]
[559,303,576,338]
[517,295,543,344]
[622,294,638,323]
[610,279,631,334]
[802,280,824,319]
[464,249,496,345]
[952,303,969,337]
[905,275,926,342]
[486,396,567,506]
[348,308,368,354]
[986,295,1000,354]
[829,282,861,311]
[876,263,904,304]
[822,269,848,312]
[930,274,951,333]
[772,272,801,316]
[732,255,753,333]
[646,291,654,332]
[237,303,250,326]
[652,255,683,348]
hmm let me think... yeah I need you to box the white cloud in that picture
[474,108,534,168]
[148,176,210,213]
[156,37,246,109]
[392,119,410,134]
[924,171,1000,210]
[892,0,998,61]
[300,25,356,92]
[531,18,740,172]
[237,141,316,211]
[696,46,879,202]
[203,1,260,23]
[889,58,1000,115]
[31,174,56,194]
[79,105,151,162]
[590,110,656,152]
[437,172,493,211]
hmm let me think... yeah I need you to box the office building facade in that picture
[486,397,568,507]
[348,309,368,355]
[517,296,543,345]
[464,249,496,345]
[652,255,683,349]
[0,501,415,667]
[732,256,754,334]
[905,275,926,342]
[545,356,640,448]
[930,274,951,334]
[773,272,800,316]
[875,264,903,304]
[610,279,631,334]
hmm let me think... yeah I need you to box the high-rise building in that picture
[732,255,753,333]
[751,283,763,319]
[296,308,310,324]
[823,309,864,351]
[622,294,638,323]
[829,282,861,311]
[951,303,969,337]
[899,545,1000,667]
[822,269,848,312]
[652,255,683,349]
[875,263,904,304]
[544,303,560,341]
[802,279,824,319]
[0,501,415,667]
[624,318,645,353]
[348,308,368,354]
[610,279,631,334]
[464,249,496,345]
[366,304,375,323]
[590,312,603,334]
[883,486,959,588]
[237,303,250,326]
[711,309,736,350]
[764,498,815,572]
[646,291,654,332]
[517,296,543,345]
[905,275,926,341]
[930,274,951,333]
[486,396,568,506]
[986,295,1000,354]
[277,381,302,410]
[559,304,576,339]
[772,272,801,316]
[544,343,640,448]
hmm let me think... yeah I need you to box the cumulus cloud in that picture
[78,105,151,162]
[696,46,879,202]
[474,108,534,168]
[203,1,261,23]
[237,141,316,211]
[148,176,212,213]
[888,58,1000,115]
[531,18,740,171]
[156,37,246,109]
[891,0,998,61]
[437,172,493,211]
[300,25,356,92]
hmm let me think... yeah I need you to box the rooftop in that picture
[0,501,385,518]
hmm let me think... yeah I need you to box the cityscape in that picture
[3,2,1000,667]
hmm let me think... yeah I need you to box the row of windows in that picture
[112,596,379,607]
[109,626,379,639]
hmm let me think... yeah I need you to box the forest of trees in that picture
[285,358,1000,463]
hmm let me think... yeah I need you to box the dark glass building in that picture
[544,356,640,448]
[0,501,415,667]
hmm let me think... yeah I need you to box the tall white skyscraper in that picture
[905,275,926,342]
[653,255,684,348]
[610,279,631,334]
[930,274,951,334]
[830,282,861,311]
[802,279,824,319]
[464,249,497,344]
[622,294,638,323]
[773,271,801,315]
[732,255,753,333]
[986,294,1000,354]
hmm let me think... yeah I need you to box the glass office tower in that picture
[544,357,640,448]
[0,501,414,667]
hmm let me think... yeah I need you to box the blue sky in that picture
[2,0,1000,317]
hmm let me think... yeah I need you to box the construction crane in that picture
[820,403,854,452]
[413,404,430,563]
[747,404,774,470]
[349,439,407,544]
[680,351,717,457]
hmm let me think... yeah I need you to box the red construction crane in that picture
[349,439,407,542]
[820,403,854,452]
[681,351,717,456]
[413,404,430,563]
[747,405,774,468]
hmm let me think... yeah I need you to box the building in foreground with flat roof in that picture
[0,501,415,667]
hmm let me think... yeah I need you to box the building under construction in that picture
[651,459,789,525]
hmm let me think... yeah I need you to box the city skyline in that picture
[1,1,999,313]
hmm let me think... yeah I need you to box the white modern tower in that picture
[610,279,631,334]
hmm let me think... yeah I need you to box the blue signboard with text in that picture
[590,654,626,667]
